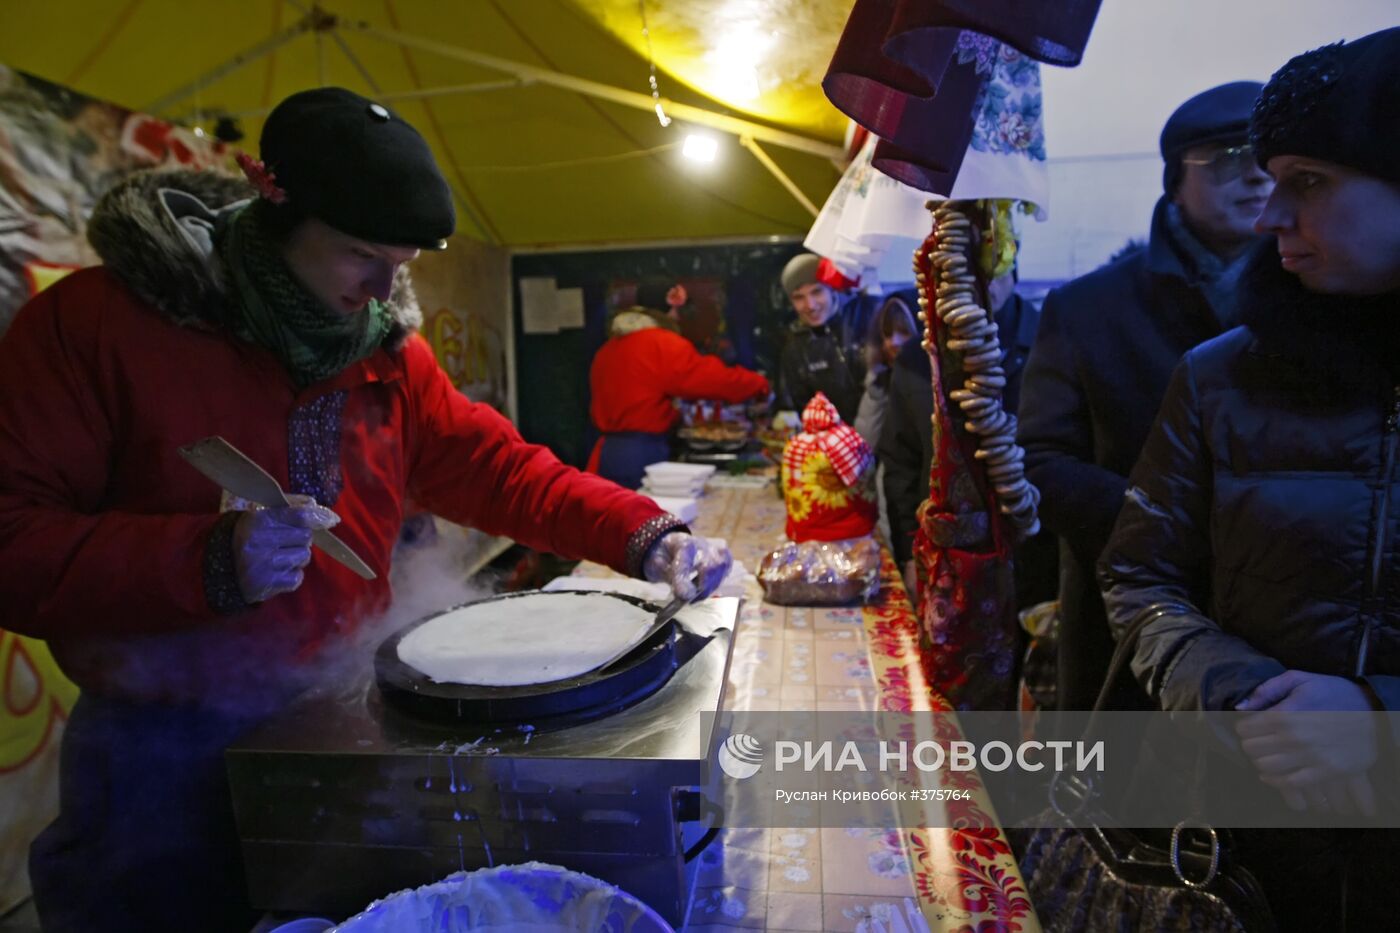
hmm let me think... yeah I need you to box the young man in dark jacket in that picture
[1015,81,1274,710]
[776,252,871,422]
[1,88,730,933]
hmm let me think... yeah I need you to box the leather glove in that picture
[232,496,340,603]
[642,532,733,602]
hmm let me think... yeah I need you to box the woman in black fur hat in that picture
[1099,26,1400,931]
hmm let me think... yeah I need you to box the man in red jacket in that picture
[587,279,770,487]
[0,88,729,933]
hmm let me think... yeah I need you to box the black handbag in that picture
[1013,612,1277,932]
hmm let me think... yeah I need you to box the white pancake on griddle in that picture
[396,592,656,686]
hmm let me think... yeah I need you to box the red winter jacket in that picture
[0,171,675,708]
[587,323,769,470]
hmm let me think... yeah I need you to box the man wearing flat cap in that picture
[0,87,732,931]
[776,252,870,422]
[1016,81,1274,711]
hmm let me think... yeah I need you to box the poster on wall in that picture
[0,65,234,336]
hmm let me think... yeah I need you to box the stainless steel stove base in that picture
[227,598,740,927]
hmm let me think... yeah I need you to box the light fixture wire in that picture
[639,0,671,127]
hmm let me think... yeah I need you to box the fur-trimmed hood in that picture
[86,169,422,347]
[608,306,678,338]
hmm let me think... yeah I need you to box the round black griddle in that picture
[375,590,681,729]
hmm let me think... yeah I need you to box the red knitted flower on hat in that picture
[234,152,288,205]
[666,284,687,309]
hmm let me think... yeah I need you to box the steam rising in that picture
[305,519,501,707]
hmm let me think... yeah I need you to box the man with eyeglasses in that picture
[1016,81,1273,711]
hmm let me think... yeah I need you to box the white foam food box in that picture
[643,461,716,480]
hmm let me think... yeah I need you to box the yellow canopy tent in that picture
[1,0,853,247]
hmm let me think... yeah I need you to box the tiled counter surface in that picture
[571,485,1039,933]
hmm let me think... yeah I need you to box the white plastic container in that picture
[642,494,699,524]
[643,461,715,480]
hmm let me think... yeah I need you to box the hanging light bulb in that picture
[682,134,718,163]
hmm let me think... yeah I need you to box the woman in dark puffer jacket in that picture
[1098,26,1400,932]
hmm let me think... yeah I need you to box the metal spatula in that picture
[594,583,693,673]
[178,435,376,580]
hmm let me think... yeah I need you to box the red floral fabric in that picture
[861,548,1034,929]
[909,233,1021,711]
[805,392,875,486]
[780,393,877,541]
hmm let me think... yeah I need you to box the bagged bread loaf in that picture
[758,536,881,606]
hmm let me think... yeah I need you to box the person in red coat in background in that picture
[587,279,770,487]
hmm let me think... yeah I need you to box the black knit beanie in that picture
[259,87,455,250]
[1251,26,1400,184]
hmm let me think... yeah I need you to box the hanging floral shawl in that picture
[780,392,877,543]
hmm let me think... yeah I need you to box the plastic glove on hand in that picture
[642,533,733,602]
[232,497,340,603]
[747,392,775,419]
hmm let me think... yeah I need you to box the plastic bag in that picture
[332,861,673,932]
[757,536,881,605]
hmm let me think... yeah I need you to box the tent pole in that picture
[340,20,843,162]
[375,80,525,104]
[740,136,819,217]
[145,17,317,116]
[221,80,526,121]
[511,233,802,255]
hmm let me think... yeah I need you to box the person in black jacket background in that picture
[1016,81,1274,710]
[1099,28,1400,929]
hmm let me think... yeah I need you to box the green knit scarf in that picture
[219,201,393,389]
